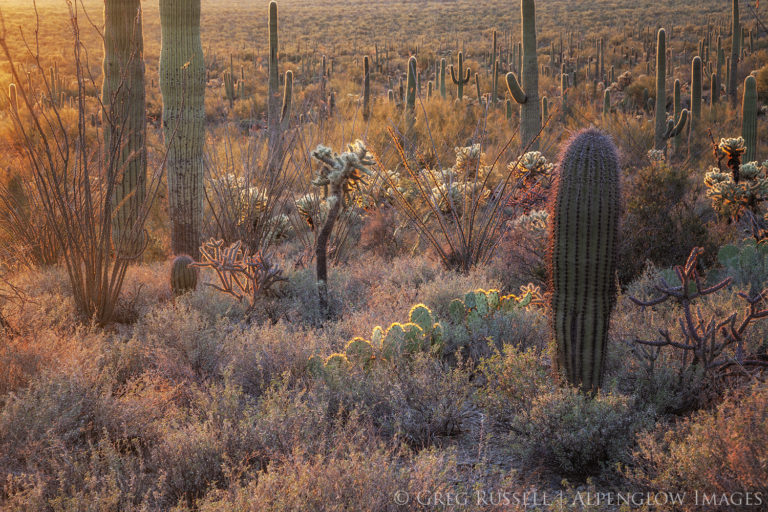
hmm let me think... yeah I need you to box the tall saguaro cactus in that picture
[450,51,471,100]
[505,0,541,151]
[691,56,702,133]
[267,1,282,172]
[363,55,371,121]
[654,28,667,150]
[159,0,205,258]
[405,56,417,133]
[742,75,757,162]
[439,58,447,99]
[728,0,740,106]
[103,0,147,253]
[549,129,621,393]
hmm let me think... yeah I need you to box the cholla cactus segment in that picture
[508,151,554,181]
[719,137,746,159]
[704,161,768,220]
[513,209,548,232]
[647,149,665,164]
[453,144,484,178]
[310,140,373,197]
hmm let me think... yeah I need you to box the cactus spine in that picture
[103,0,147,253]
[654,28,667,150]
[742,75,757,162]
[728,0,739,106]
[691,56,702,133]
[159,0,204,258]
[450,51,471,100]
[549,129,621,393]
[505,0,541,151]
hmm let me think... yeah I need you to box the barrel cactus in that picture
[549,129,621,393]
[171,254,198,295]
[159,0,205,258]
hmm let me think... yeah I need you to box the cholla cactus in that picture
[508,151,554,182]
[647,149,666,164]
[704,160,768,221]
[453,144,492,181]
[513,208,548,232]
[311,141,373,318]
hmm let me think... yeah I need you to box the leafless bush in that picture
[192,239,286,313]
[0,2,163,324]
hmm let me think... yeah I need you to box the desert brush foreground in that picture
[0,0,767,510]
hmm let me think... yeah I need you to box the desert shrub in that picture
[489,209,549,291]
[629,383,768,510]
[476,344,654,476]
[475,344,551,428]
[619,160,717,285]
[510,387,655,476]
[318,353,473,448]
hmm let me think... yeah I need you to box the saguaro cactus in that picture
[549,128,621,393]
[103,0,147,254]
[742,75,757,162]
[450,51,471,100]
[281,70,293,131]
[363,55,371,121]
[505,0,541,151]
[690,56,702,133]
[728,0,740,106]
[405,56,417,133]
[654,28,667,150]
[267,1,282,172]
[439,58,447,99]
[159,0,205,258]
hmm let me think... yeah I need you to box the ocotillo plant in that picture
[405,56,417,133]
[267,1,281,172]
[691,56,702,133]
[159,0,205,258]
[742,75,757,162]
[654,28,667,150]
[549,128,621,393]
[450,51,471,100]
[728,0,739,106]
[103,0,147,254]
[363,55,371,121]
[439,58,447,98]
[505,0,541,151]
